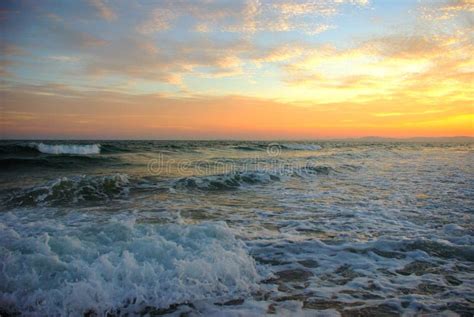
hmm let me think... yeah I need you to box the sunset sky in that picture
[1,0,473,139]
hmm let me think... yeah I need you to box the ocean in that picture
[0,140,473,316]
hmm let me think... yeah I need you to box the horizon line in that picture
[1,136,473,142]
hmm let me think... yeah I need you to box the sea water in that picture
[0,140,473,316]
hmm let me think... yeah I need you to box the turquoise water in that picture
[1,140,473,316]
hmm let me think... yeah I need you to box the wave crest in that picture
[6,174,130,206]
[172,163,348,191]
[0,215,260,315]
[174,171,280,190]
[231,143,322,152]
[31,143,101,155]
[280,143,322,151]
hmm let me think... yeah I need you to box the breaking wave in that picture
[0,214,261,316]
[0,142,101,156]
[31,143,101,155]
[0,142,323,157]
[174,171,281,191]
[5,174,130,206]
[172,164,339,191]
[2,163,346,206]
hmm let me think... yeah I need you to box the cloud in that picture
[44,12,63,22]
[360,35,442,59]
[1,0,470,129]
[0,2,107,52]
[137,8,177,33]
[89,0,117,21]
[137,0,361,35]
[373,110,445,117]
[272,2,338,17]
[251,44,306,64]
[421,0,474,20]
[194,23,210,33]
[277,24,473,104]
[221,0,339,34]
[0,0,371,87]
[43,21,108,50]
[0,60,15,77]
[0,43,27,56]
[48,55,80,62]
[81,36,252,83]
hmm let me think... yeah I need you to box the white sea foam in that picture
[1,142,472,316]
[0,213,261,316]
[31,142,101,155]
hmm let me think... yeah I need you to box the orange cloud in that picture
[420,0,474,20]
[89,0,117,21]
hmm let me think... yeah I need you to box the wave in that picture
[31,142,101,155]
[232,145,265,151]
[0,214,260,316]
[0,157,57,169]
[0,144,39,156]
[0,141,322,157]
[173,171,281,191]
[298,165,335,175]
[172,164,340,191]
[100,143,132,153]
[5,174,130,206]
[100,143,184,154]
[3,162,353,205]
[231,143,322,152]
[0,142,101,156]
[402,238,474,262]
[0,155,121,169]
[280,143,322,151]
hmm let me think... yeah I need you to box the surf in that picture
[31,143,101,155]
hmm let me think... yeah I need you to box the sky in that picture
[0,0,473,139]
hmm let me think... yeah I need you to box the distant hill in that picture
[355,136,474,142]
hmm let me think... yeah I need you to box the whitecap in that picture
[31,142,101,155]
[0,214,261,316]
